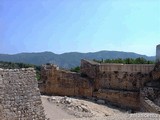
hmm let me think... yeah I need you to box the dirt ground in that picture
[41,95,160,120]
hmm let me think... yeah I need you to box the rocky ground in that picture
[41,95,160,120]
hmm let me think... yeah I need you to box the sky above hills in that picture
[0,0,160,56]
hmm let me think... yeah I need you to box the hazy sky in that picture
[0,0,160,56]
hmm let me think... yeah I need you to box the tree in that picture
[93,58,154,64]
[70,66,80,73]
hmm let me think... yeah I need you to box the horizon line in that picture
[0,50,155,57]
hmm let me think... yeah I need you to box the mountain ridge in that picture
[0,51,155,69]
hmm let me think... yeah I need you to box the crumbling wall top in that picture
[81,59,100,65]
[156,44,160,63]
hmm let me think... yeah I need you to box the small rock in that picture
[51,96,56,101]
[81,105,90,112]
[97,99,105,104]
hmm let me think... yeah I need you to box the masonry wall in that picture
[0,68,45,120]
[80,59,155,110]
[81,59,100,79]
[99,64,154,73]
[39,65,93,97]
[140,87,160,114]
[95,71,152,91]
[39,60,156,111]
[81,60,154,91]
[93,89,140,110]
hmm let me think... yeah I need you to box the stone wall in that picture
[99,64,154,73]
[95,71,152,91]
[81,60,154,78]
[93,89,140,110]
[39,44,160,113]
[39,64,93,97]
[139,60,160,114]
[80,59,154,110]
[140,87,160,114]
[81,59,100,79]
[81,59,154,91]
[0,68,45,120]
[39,59,156,111]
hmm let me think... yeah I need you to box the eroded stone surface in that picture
[39,65,93,97]
[0,68,45,120]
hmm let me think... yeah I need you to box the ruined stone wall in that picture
[95,71,152,91]
[40,59,157,111]
[140,87,160,114]
[97,64,154,91]
[81,60,154,91]
[99,64,154,73]
[80,60,155,110]
[140,62,160,114]
[93,89,140,110]
[39,65,93,97]
[81,59,100,79]
[0,68,45,120]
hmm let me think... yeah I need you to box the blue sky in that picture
[0,0,160,56]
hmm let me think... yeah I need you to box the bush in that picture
[70,66,80,73]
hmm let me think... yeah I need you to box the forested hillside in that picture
[0,51,155,68]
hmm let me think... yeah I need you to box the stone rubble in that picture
[47,96,93,118]
[96,99,105,104]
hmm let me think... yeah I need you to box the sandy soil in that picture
[41,95,160,120]
[42,96,76,120]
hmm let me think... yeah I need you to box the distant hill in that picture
[0,51,155,69]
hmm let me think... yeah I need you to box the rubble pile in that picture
[47,96,93,118]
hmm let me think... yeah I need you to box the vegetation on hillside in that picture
[70,66,80,73]
[93,57,155,64]
[0,51,155,69]
[0,61,41,80]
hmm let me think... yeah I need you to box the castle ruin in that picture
[39,45,160,113]
[0,45,159,119]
